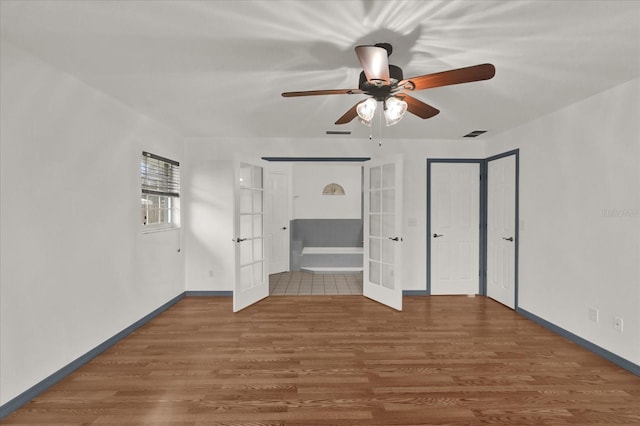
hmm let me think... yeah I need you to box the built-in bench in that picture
[299,246,363,274]
[289,218,364,273]
[301,247,364,255]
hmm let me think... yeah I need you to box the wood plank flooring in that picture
[4,295,640,425]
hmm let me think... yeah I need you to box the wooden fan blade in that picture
[282,89,361,97]
[355,45,390,84]
[395,94,440,119]
[335,101,365,125]
[401,63,495,91]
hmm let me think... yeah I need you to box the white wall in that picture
[183,153,235,292]
[292,164,362,219]
[0,41,185,405]
[486,77,640,365]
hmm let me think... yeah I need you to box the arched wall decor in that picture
[322,183,345,195]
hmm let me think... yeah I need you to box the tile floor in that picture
[269,271,363,295]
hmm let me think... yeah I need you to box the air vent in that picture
[463,130,487,138]
[326,130,351,135]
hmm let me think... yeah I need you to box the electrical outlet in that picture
[614,317,624,333]
[588,307,599,323]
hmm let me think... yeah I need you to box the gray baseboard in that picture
[403,290,428,296]
[185,291,233,297]
[517,307,640,377]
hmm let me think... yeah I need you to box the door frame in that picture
[426,159,485,295]
[426,150,519,308]
[262,156,370,276]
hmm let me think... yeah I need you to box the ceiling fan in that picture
[282,43,495,127]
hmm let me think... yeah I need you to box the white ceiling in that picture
[1,0,639,141]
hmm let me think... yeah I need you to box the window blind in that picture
[141,151,180,197]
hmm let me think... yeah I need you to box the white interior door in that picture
[487,155,516,309]
[233,160,268,312]
[364,155,403,311]
[266,168,290,275]
[430,162,480,295]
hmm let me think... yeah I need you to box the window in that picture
[140,151,180,230]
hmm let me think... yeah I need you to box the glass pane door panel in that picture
[382,239,394,264]
[382,163,395,187]
[370,190,381,213]
[253,239,263,260]
[382,189,395,213]
[252,215,263,237]
[370,166,381,189]
[370,238,381,261]
[252,190,263,213]
[382,213,395,237]
[240,265,252,291]
[240,188,252,213]
[240,214,252,236]
[239,163,252,189]
[240,241,252,265]
[370,214,381,237]
[252,166,263,188]
[382,264,395,289]
[252,262,263,284]
[369,261,381,285]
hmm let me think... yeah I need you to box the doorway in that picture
[254,156,404,312]
[263,159,368,298]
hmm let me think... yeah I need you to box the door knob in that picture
[282,226,287,230]
[234,237,247,243]
[502,237,514,242]
[433,233,444,238]
[388,236,403,241]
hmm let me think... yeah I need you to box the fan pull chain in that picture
[378,102,383,147]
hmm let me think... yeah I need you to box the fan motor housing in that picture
[359,65,404,100]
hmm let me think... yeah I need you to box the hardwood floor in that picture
[5,296,640,425]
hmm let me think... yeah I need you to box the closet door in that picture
[487,155,517,309]
[429,162,480,295]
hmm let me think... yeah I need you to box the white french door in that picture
[487,155,516,309]
[233,159,269,312]
[364,155,403,311]
[430,162,480,295]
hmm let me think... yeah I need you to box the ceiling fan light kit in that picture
[282,43,495,131]
[356,98,377,126]
[383,96,408,126]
